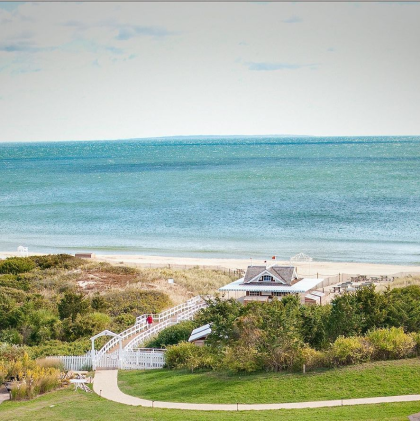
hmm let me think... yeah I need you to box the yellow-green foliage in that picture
[2,352,62,400]
[328,336,373,366]
[366,327,416,360]
[103,289,172,317]
[222,345,262,373]
[165,342,217,372]
[410,331,420,353]
[0,257,35,275]
[299,346,326,370]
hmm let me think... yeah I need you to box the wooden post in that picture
[303,364,306,374]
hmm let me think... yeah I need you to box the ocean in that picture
[0,136,419,264]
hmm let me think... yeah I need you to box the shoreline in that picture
[2,251,419,277]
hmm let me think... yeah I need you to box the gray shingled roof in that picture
[243,265,296,285]
[269,266,296,283]
[243,266,267,283]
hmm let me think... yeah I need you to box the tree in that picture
[195,296,243,346]
[58,292,89,322]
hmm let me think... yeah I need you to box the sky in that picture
[0,2,420,142]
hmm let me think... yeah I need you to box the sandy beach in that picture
[1,251,420,278]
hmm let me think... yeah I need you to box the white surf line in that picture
[93,370,420,412]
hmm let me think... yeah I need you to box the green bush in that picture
[146,321,196,348]
[297,346,326,371]
[366,327,416,360]
[102,289,172,317]
[327,336,373,366]
[0,257,35,275]
[222,345,262,373]
[410,332,420,355]
[165,342,217,372]
[0,274,32,291]
[112,314,136,332]
[27,339,91,359]
[0,329,23,345]
[29,254,84,270]
[96,262,138,275]
[0,342,26,362]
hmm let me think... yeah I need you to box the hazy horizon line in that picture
[1,133,420,145]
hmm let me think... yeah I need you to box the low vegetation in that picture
[0,254,235,362]
[1,387,420,421]
[0,343,63,400]
[0,255,178,357]
[163,285,420,373]
[118,358,420,404]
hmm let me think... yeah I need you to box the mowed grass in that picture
[118,358,420,404]
[1,388,420,421]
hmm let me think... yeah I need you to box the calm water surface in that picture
[0,136,419,264]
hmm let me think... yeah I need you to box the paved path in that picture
[93,370,420,411]
[0,386,10,404]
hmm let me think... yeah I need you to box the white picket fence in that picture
[122,349,166,370]
[47,353,93,371]
[49,349,166,371]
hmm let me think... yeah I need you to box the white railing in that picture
[94,296,205,365]
[135,296,203,324]
[125,301,207,351]
[121,349,166,370]
[47,353,93,371]
[94,349,166,370]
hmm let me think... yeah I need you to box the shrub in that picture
[0,274,32,291]
[58,292,89,321]
[165,342,216,372]
[96,263,138,275]
[222,345,262,373]
[297,346,326,371]
[366,327,416,360]
[0,328,23,345]
[3,352,62,400]
[410,332,420,355]
[27,339,91,359]
[102,289,172,317]
[146,321,196,348]
[29,254,84,270]
[112,314,136,332]
[0,258,35,275]
[327,336,373,366]
[0,342,26,362]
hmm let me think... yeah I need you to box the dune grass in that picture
[0,387,420,421]
[118,358,420,404]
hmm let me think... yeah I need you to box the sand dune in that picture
[1,252,419,278]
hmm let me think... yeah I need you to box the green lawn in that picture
[118,358,420,404]
[0,388,420,421]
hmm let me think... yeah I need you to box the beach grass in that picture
[118,358,420,404]
[0,387,420,421]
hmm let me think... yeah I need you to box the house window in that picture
[272,292,287,296]
[249,291,260,296]
[262,275,272,282]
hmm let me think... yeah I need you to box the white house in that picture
[219,265,324,304]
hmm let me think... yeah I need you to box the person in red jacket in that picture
[146,314,153,329]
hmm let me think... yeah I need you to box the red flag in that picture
[272,256,276,260]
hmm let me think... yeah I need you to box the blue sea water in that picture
[0,136,419,264]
